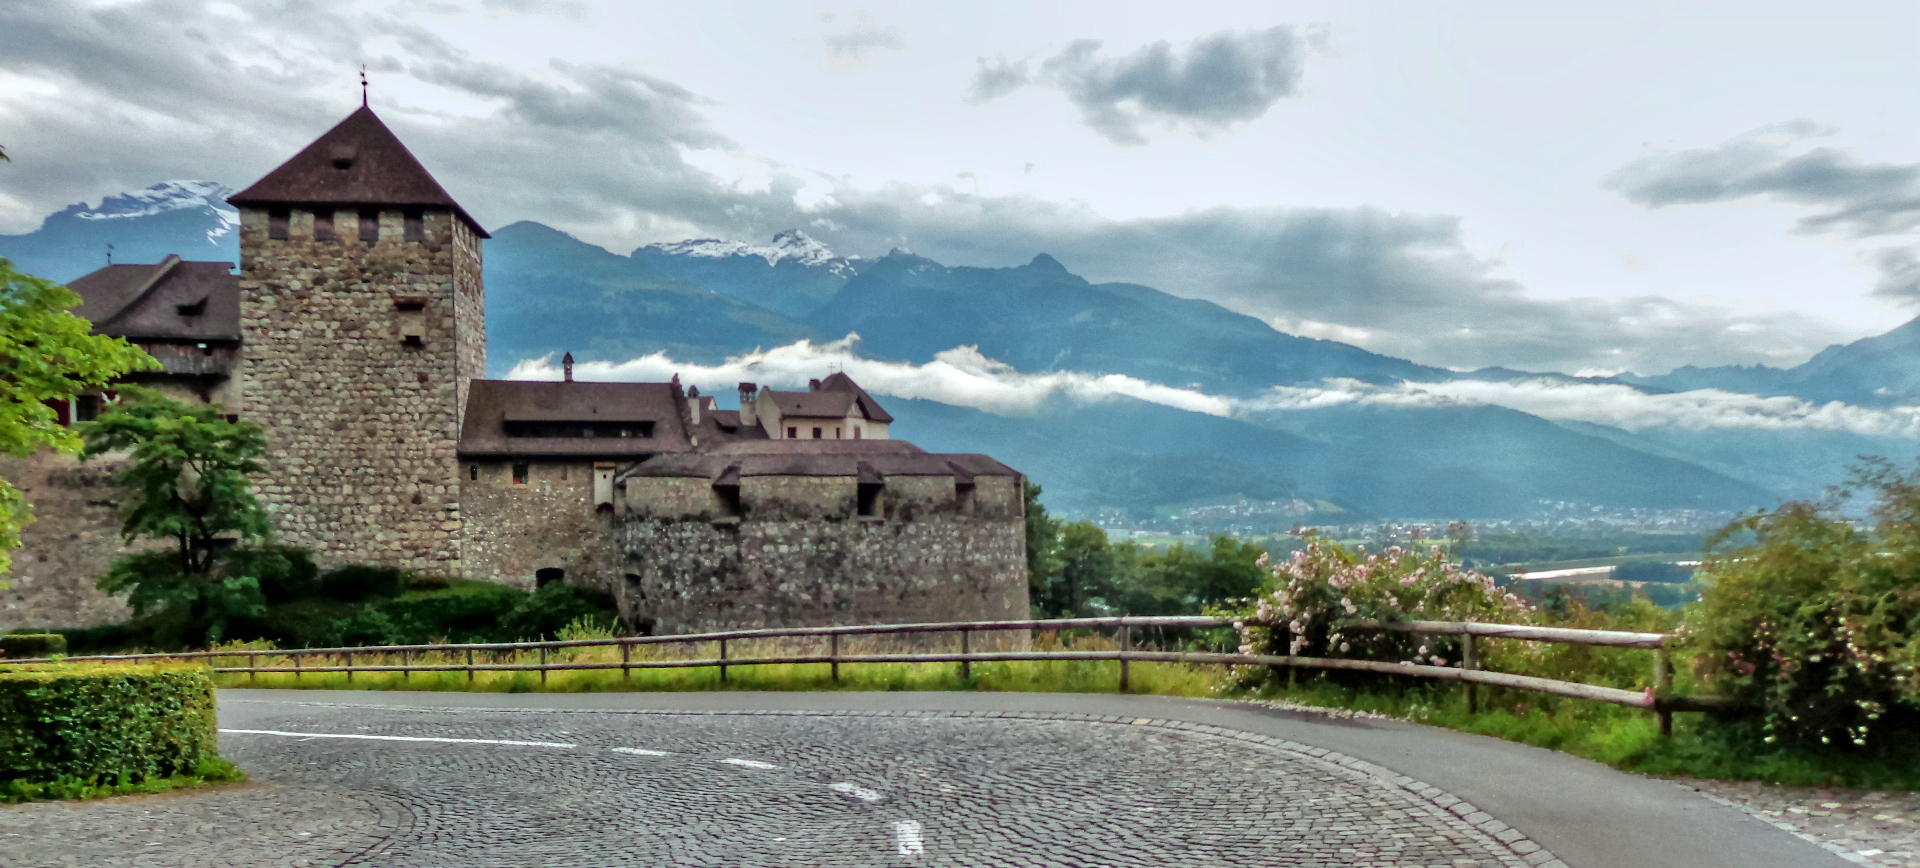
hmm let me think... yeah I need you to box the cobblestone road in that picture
[6,701,1557,867]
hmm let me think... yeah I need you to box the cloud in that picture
[1604,122,1920,305]
[0,3,1859,376]
[1256,377,1920,439]
[507,335,1235,417]
[821,11,903,65]
[968,26,1317,144]
[511,338,1920,440]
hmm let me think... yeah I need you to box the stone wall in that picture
[460,459,620,594]
[618,473,1027,634]
[616,515,1027,635]
[234,207,479,573]
[0,452,143,631]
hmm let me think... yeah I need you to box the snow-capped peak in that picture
[641,229,860,276]
[69,181,240,245]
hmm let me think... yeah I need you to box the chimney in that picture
[562,352,574,383]
[809,378,821,392]
[687,386,701,424]
[738,382,757,427]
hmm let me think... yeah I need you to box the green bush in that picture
[0,634,66,659]
[0,664,220,786]
[318,565,413,602]
[500,583,620,641]
[1689,459,1920,749]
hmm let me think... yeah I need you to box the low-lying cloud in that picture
[968,25,1322,144]
[509,339,1920,440]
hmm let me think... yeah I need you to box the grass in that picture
[1,758,247,805]
[1248,673,1920,790]
[205,631,1226,699]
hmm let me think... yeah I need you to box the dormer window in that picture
[175,297,207,317]
[330,144,356,170]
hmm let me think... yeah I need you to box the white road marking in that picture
[829,782,882,802]
[894,819,925,857]
[721,757,779,769]
[219,729,575,749]
[610,747,671,756]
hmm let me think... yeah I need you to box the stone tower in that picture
[227,106,487,572]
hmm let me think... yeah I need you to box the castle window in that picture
[512,463,529,485]
[268,209,289,240]
[812,427,822,439]
[535,567,565,589]
[313,210,335,242]
[395,297,426,347]
[74,394,102,423]
[503,420,654,439]
[176,297,207,318]
[835,427,842,439]
[854,426,862,439]
[857,482,882,517]
[404,210,424,242]
[359,209,379,243]
[470,465,478,481]
[787,426,797,439]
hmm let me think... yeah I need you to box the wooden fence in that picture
[5,615,1731,734]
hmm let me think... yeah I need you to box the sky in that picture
[1,0,1917,377]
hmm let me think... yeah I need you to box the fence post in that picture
[1461,633,1479,714]
[249,651,258,686]
[719,638,728,684]
[466,648,475,684]
[1653,647,1673,736]
[539,645,548,686]
[830,633,840,683]
[345,650,354,683]
[402,648,411,682]
[1119,622,1132,693]
[960,628,971,681]
[294,650,302,683]
[622,641,632,681]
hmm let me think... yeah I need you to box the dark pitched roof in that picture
[458,379,693,458]
[67,255,240,341]
[763,373,894,423]
[818,371,894,423]
[228,106,487,238]
[624,439,1017,480]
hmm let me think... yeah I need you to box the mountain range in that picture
[5,181,1915,521]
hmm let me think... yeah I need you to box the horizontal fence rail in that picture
[0,616,1732,733]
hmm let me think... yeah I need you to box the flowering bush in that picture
[1220,533,1532,673]
[1688,459,1920,750]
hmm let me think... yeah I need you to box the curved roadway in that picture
[4,689,1851,868]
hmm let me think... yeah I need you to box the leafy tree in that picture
[82,389,276,645]
[1024,480,1062,616]
[0,259,155,577]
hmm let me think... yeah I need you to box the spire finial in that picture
[562,351,574,383]
[106,242,113,265]
[360,65,368,107]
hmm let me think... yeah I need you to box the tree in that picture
[0,259,155,576]
[1024,479,1062,617]
[83,389,280,645]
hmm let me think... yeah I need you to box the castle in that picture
[3,106,1029,635]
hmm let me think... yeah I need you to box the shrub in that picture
[500,583,620,642]
[319,565,413,602]
[0,664,220,786]
[337,588,525,646]
[0,634,66,659]
[1688,459,1920,750]
[1222,533,1532,675]
[408,574,452,592]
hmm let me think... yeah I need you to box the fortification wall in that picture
[460,459,619,594]
[0,452,144,631]
[234,208,477,573]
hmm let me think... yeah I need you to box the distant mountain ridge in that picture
[6,181,1912,519]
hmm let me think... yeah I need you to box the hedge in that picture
[0,633,66,658]
[0,664,219,785]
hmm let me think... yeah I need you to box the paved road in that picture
[4,690,1852,868]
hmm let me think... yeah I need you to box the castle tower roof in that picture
[228,105,488,238]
